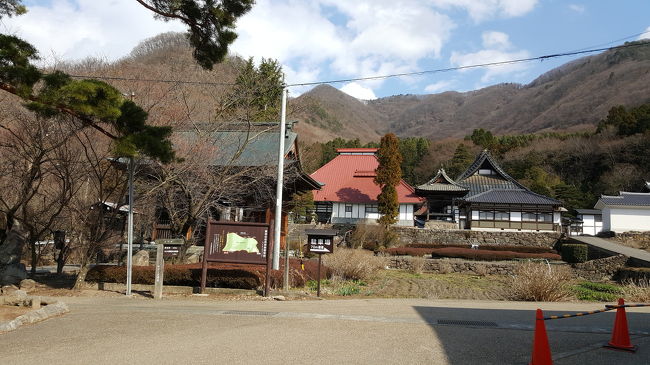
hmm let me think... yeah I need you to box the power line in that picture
[287,41,650,87]
[67,37,650,89]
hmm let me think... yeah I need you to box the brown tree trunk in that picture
[73,264,89,290]
[30,239,37,276]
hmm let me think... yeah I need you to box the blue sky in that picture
[5,1,650,99]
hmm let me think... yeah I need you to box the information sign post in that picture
[305,229,336,297]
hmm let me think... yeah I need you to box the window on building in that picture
[522,213,537,222]
[345,204,353,213]
[315,203,332,213]
[479,211,494,220]
[594,215,602,223]
[538,213,553,222]
[494,211,510,221]
[365,204,378,213]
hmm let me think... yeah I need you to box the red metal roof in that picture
[336,148,378,153]
[311,153,424,204]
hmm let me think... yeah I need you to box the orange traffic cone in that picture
[604,298,637,352]
[530,309,553,365]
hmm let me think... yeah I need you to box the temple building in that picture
[416,150,563,232]
[310,148,424,226]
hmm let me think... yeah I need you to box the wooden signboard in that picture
[305,229,337,297]
[156,238,184,258]
[200,219,273,296]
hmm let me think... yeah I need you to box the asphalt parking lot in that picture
[1,297,649,364]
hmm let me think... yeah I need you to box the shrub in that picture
[323,248,386,281]
[348,223,385,250]
[406,243,555,254]
[384,247,436,257]
[508,262,572,301]
[86,259,331,290]
[336,282,362,296]
[409,256,426,274]
[561,244,588,263]
[437,261,453,274]
[623,280,650,302]
[430,247,561,261]
[616,267,650,284]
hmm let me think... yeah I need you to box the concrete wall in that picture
[605,207,650,232]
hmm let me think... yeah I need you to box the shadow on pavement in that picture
[413,305,650,365]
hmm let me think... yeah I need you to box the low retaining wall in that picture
[613,232,650,250]
[394,227,561,248]
[572,255,629,281]
[388,257,521,276]
[289,224,561,248]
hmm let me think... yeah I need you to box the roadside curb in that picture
[0,301,69,333]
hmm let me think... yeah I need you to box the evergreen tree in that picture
[375,133,402,226]
[447,143,473,178]
[223,57,284,122]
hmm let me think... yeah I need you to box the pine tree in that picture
[375,133,402,226]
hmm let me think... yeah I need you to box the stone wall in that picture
[388,256,521,276]
[572,255,629,281]
[613,232,650,250]
[393,227,561,248]
[288,224,562,248]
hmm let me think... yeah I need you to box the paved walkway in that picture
[1,297,649,364]
[572,236,650,266]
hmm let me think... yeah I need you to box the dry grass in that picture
[409,256,426,274]
[623,280,650,302]
[323,248,386,281]
[508,262,572,301]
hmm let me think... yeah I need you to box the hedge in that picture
[561,244,588,263]
[384,247,437,257]
[429,247,561,261]
[615,267,650,284]
[86,259,330,290]
[405,243,555,254]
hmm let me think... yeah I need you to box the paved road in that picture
[1,297,649,364]
[572,236,650,266]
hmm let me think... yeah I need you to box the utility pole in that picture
[273,87,288,270]
[126,91,135,296]
[126,156,134,296]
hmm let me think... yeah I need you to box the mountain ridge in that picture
[293,41,650,143]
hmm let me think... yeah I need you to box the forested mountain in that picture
[294,40,650,143]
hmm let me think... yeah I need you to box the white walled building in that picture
[311,148,424,226]
[572,209,604,236]
[594,192,650,233]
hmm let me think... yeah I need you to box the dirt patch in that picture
[0,305,31,321]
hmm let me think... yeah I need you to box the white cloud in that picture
[569,4,586,13]
[482,31,511,50]
[233,0,455,91]
[640,27,650,40]
[450,31,529,83]
[1,0,185,63]
[424,80,454,93]
[430,0,538,22]
[340,82,377,100]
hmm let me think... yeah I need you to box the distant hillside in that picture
[294,41,650,143]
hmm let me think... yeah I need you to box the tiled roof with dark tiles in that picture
[596,192,650,207]
[416,169,469,192]
[456,150,526,193]
[575,209,602,215]
[462,189,562,205]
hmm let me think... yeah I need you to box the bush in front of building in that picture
[324,248,386,281]
[86,259,330,290]
[508,262,572,301]
[406,243,555,254]
[560,244,588,263]
[430,247,561,261]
